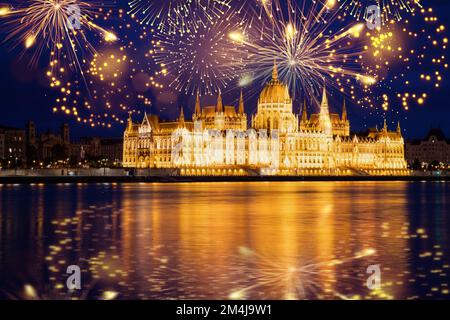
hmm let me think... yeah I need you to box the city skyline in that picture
[0,0,448,140]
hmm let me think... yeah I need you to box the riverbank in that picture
[0,174,448,184]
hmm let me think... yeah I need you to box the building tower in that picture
[319,85,332,135]
[61,123,70,145]
[26,121,36,145]
[195,91,201,116]
[253,61,297,133]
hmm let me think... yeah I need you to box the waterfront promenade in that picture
[0,168,448,183]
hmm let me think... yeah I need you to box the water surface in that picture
[0,181,449,299]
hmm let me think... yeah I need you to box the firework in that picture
[229,0,374,102]
[49,45,163,128]
[338,0,422,23]
[358,6,448,113]
[229,246,378,300]
[151,8,246,96]
[0,0,117,69]
[128,0,231,35]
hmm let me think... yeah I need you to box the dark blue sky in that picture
[0,0,448,140]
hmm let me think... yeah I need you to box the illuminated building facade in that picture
[123,64,408,176]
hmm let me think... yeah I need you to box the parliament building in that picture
[123,64,408,176]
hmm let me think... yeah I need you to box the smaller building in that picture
[26,122,71,166]
[405,128,450,167]
[73,137,123,166]
[0,125,26,167]
[100,138,123,166]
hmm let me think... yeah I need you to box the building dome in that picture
[258,63,292,104]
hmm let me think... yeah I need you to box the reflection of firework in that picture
[229,246,378,300]
[338,0,422,23]
[0,0,117,69]
[152,9,246,96]
[231,0,373,101]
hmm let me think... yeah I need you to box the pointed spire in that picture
[272,59,278,80]
[319,82,332,134]
[179,106,185,126]
[143,111,148,122]
[383,118,387,132]
[195,90,201,115]
[127,111,133,129]
[342,99,347,121]
[301,99,308,122]
[321,83,328,109]
[239,89,245,114]
[216,90,223,113]
[397,120,401,134]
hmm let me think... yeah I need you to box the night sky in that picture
[0,0,449,140]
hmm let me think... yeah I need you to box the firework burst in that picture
[338,0,422,23]
[151,8,246,96]
[358,6,448,114]
[229,0,375,102]
[0,0,117,69]
[128,0,231,35]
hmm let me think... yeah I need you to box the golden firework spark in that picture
[0,0,117,69]
[338,0,422,23]
[229,0,374,101]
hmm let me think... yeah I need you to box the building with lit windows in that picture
[123,64,408,176]
[405,128,450,167]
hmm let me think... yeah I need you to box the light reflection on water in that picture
[0,181,449,299]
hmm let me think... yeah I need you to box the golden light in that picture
[325,0,337,9]
[24,284,38,299]
[356,248,377,258]
[102,291,119,300]
[229,290,245,300]
[348,23,365,38]
[103,31,118,42]
[25,35,36,48]
[358,74,377,86]
[0,6,11,16]
[228,31,245,43]
[285,23,296,40]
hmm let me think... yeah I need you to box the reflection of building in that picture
[0,125,26,165]
[405,128,450,166]
[123,63,408,175]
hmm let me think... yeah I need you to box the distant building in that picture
[75,137,123,165]
[0,125,26,167]
[405,128,450,166]
[1,121,123,168]
[100,138,123,165]
[26,121,71,164]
